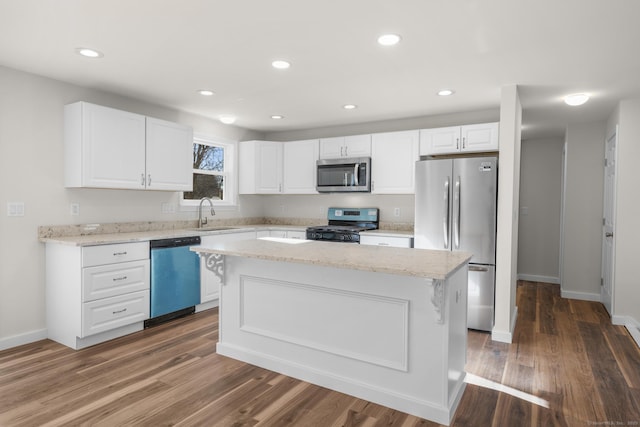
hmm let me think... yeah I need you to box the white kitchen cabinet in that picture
[319,134,371,159]
[360,234,413,248]
[239,140,283,194]
[46,241,150,350]
[283,139,319,194]
[419,122,499,155]
[145,117,194,191]
[64,102,193,191]
[371,130,419,194]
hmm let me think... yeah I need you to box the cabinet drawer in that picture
[360,235,413,248]
[82,242,149,267]
[82,290,149,337]
[82,260,149,302]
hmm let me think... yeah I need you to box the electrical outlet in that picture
[161,202,175,214]
[7,202,25,217]
[70,203,80,216]
[394,207,401,217]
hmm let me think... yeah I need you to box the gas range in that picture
[306,207,379,243]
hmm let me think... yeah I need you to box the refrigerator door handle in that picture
[443,178,450,249]
[454,176,461,249]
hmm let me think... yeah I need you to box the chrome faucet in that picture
[198,197,216,228]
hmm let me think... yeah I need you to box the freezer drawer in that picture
[467,264,495,331]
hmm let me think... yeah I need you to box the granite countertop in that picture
[193,237,470,280]
[38,225,308,246]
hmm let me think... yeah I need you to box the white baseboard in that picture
[0,329,47,351]
[492,306,518,343]
[612,315,640,348]
[560,289,601,302]
[517,274,560,285]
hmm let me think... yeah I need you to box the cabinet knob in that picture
[140,173,145,186]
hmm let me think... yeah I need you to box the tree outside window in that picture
[183,136,235,205]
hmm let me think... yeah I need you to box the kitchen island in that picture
[192,238,471,425]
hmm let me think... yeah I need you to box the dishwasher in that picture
[146,236,201,327]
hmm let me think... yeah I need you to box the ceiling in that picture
[1,0,639,140]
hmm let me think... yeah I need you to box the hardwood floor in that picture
[1,281,639,426]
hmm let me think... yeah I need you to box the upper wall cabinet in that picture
[283,139,319,194]
[64,102,193,191]
[239,140,283,194]
[371,130,419,194]
[319,134,371,159]
[419,122,499,156]
[240,139,319,194]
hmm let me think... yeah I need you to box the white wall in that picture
[0,65,264,347]
[493,85,522,343]
[517,138,563,283]
[561,122,605,300]
[612,99,640,338]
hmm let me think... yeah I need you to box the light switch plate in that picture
[70,203,80,216]
[7,202,25,216]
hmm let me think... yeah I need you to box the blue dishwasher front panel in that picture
[150,245,200,318]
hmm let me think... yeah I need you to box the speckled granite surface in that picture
[194,238,469,280]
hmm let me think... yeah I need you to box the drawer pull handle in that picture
[378,243,390,246]
[112,276,128,281]
[113,251,127,256]
[113,308,127,315]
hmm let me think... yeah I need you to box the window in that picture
[182,135,236,207]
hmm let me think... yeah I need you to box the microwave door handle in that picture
[354,163,359,186]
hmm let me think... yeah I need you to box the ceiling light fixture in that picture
[272,60,291,69]
[75,47,103,58]
[437,89,454,96]
[564,93,590,106]
[377,34,401,46]
[343,104,357,110]
[198,90,215,96]
[219,115,237,124]
[271,115,284,120]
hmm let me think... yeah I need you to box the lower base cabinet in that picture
[360,234,413,248]
[46,241,150,350]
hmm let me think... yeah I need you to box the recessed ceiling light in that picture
[343,104,357,110]
[377,34,401,46]
[564,93,590,106]
[437,89,454,96]
[271,115,284,120]
[272,60,291,69]
[198,90,215,96]
[75,47,103,58]
[219,115,236,124]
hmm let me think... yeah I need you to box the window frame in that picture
[180,133,237,209]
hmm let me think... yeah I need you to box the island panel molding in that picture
[194,238,471,425]
[238,274,409,371]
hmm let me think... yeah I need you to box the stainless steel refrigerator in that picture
[414,156,498,331]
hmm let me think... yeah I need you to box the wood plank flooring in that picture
[1,281,639,426]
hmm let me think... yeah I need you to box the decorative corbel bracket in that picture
[202,253,224,284]
[430,279,445,324]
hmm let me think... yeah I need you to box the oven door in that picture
[316,157,371,193]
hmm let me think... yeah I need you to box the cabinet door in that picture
[145,117,194,191]
[319,137,345,159]
[256,141,283,193]
[283,139,319,194]
[77,103,146,189]
[81,290,149,337]
[343,134,371,157]
[371,130,419,194]
[419,126,461,155]
[460,122,499,153]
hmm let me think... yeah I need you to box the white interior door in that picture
[601,128,617,315]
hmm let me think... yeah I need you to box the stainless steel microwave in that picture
[316,157,371,193]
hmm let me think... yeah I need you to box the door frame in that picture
[601,126,618,316]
